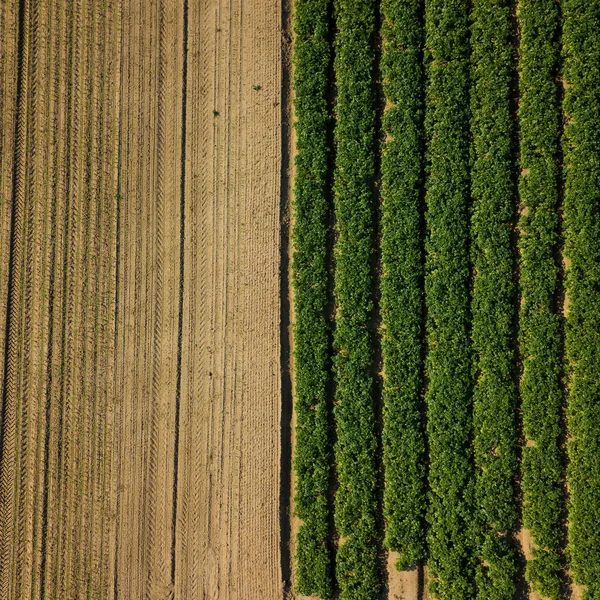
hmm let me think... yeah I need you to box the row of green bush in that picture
[332,0,380,596]
[292,0,600,597]
[563,1,600,598]
[379,0,426,572]
[470,0,518,597]
[423,0,474,597]
[291,0,333,595]
[517,0,563,596]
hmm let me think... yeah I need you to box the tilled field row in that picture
[0,0,283,599]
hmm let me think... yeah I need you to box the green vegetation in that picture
[379,0,426,571]
[288,1,600,597]
[517,0,563,596]
[291,0,333,595]
[563,1,600,597]
[423,0,474,597]
[332,0,379,595]
[470,1,517,597]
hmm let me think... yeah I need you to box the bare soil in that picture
[0,0,283,598]
[387,552,420,600]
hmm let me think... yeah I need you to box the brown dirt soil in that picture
[0,0,283,598]
[387,552,420,600]
[0,0,19,419]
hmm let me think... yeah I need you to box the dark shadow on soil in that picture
[279,0,294,594]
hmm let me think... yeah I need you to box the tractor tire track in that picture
[0,0,31,594]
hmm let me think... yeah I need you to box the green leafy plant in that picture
[563,1,600,597]
[332,0,380,596]
[423,0,474,597]
[380,0,426,572]
[291,0,334,595]
[470,0,518,597]
[518,0,563,596]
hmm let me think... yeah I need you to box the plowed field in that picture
[0,1,284,598]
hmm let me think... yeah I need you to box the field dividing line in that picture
[100,2,123,598]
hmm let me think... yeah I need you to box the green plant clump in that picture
[332,0,380,595]
[423,0,474,597]
[291,0,333,595]
[470,0,518,598]
[563,1,600,598]
[518,0,563,596]
[380,0,426,572]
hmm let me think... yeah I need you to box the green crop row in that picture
[517,0,563,596]
[332,0,379,596]
[423,0,474,597]
[379,0,426,572]
[291,0,334,596]
[563,1,600,598]
[470,1,518,598]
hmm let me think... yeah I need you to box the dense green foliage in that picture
[379,0,426,572]
[470,1,517,597]
[289,1,600,597]
[291,0,333,595]
[517,0,563,596]
[423,0,474,597]
[563,1,600,598]
[332,0,379,596]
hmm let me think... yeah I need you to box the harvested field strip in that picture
[175,0,283,595]
[290,0,334,594]
[563,0,600,596]
[113,0,183,595]
[517,0,563,596]
[379,0,426,573]
[2,0,283,597]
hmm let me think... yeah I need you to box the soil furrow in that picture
[73,2,102,594]
[0,0,21,412]
[0,0,30,594]
[0,3,285,598]
[55,0,86,594]
[40,2,73,596]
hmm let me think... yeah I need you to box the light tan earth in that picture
[387,552,421,600]
[0,0,283,598]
